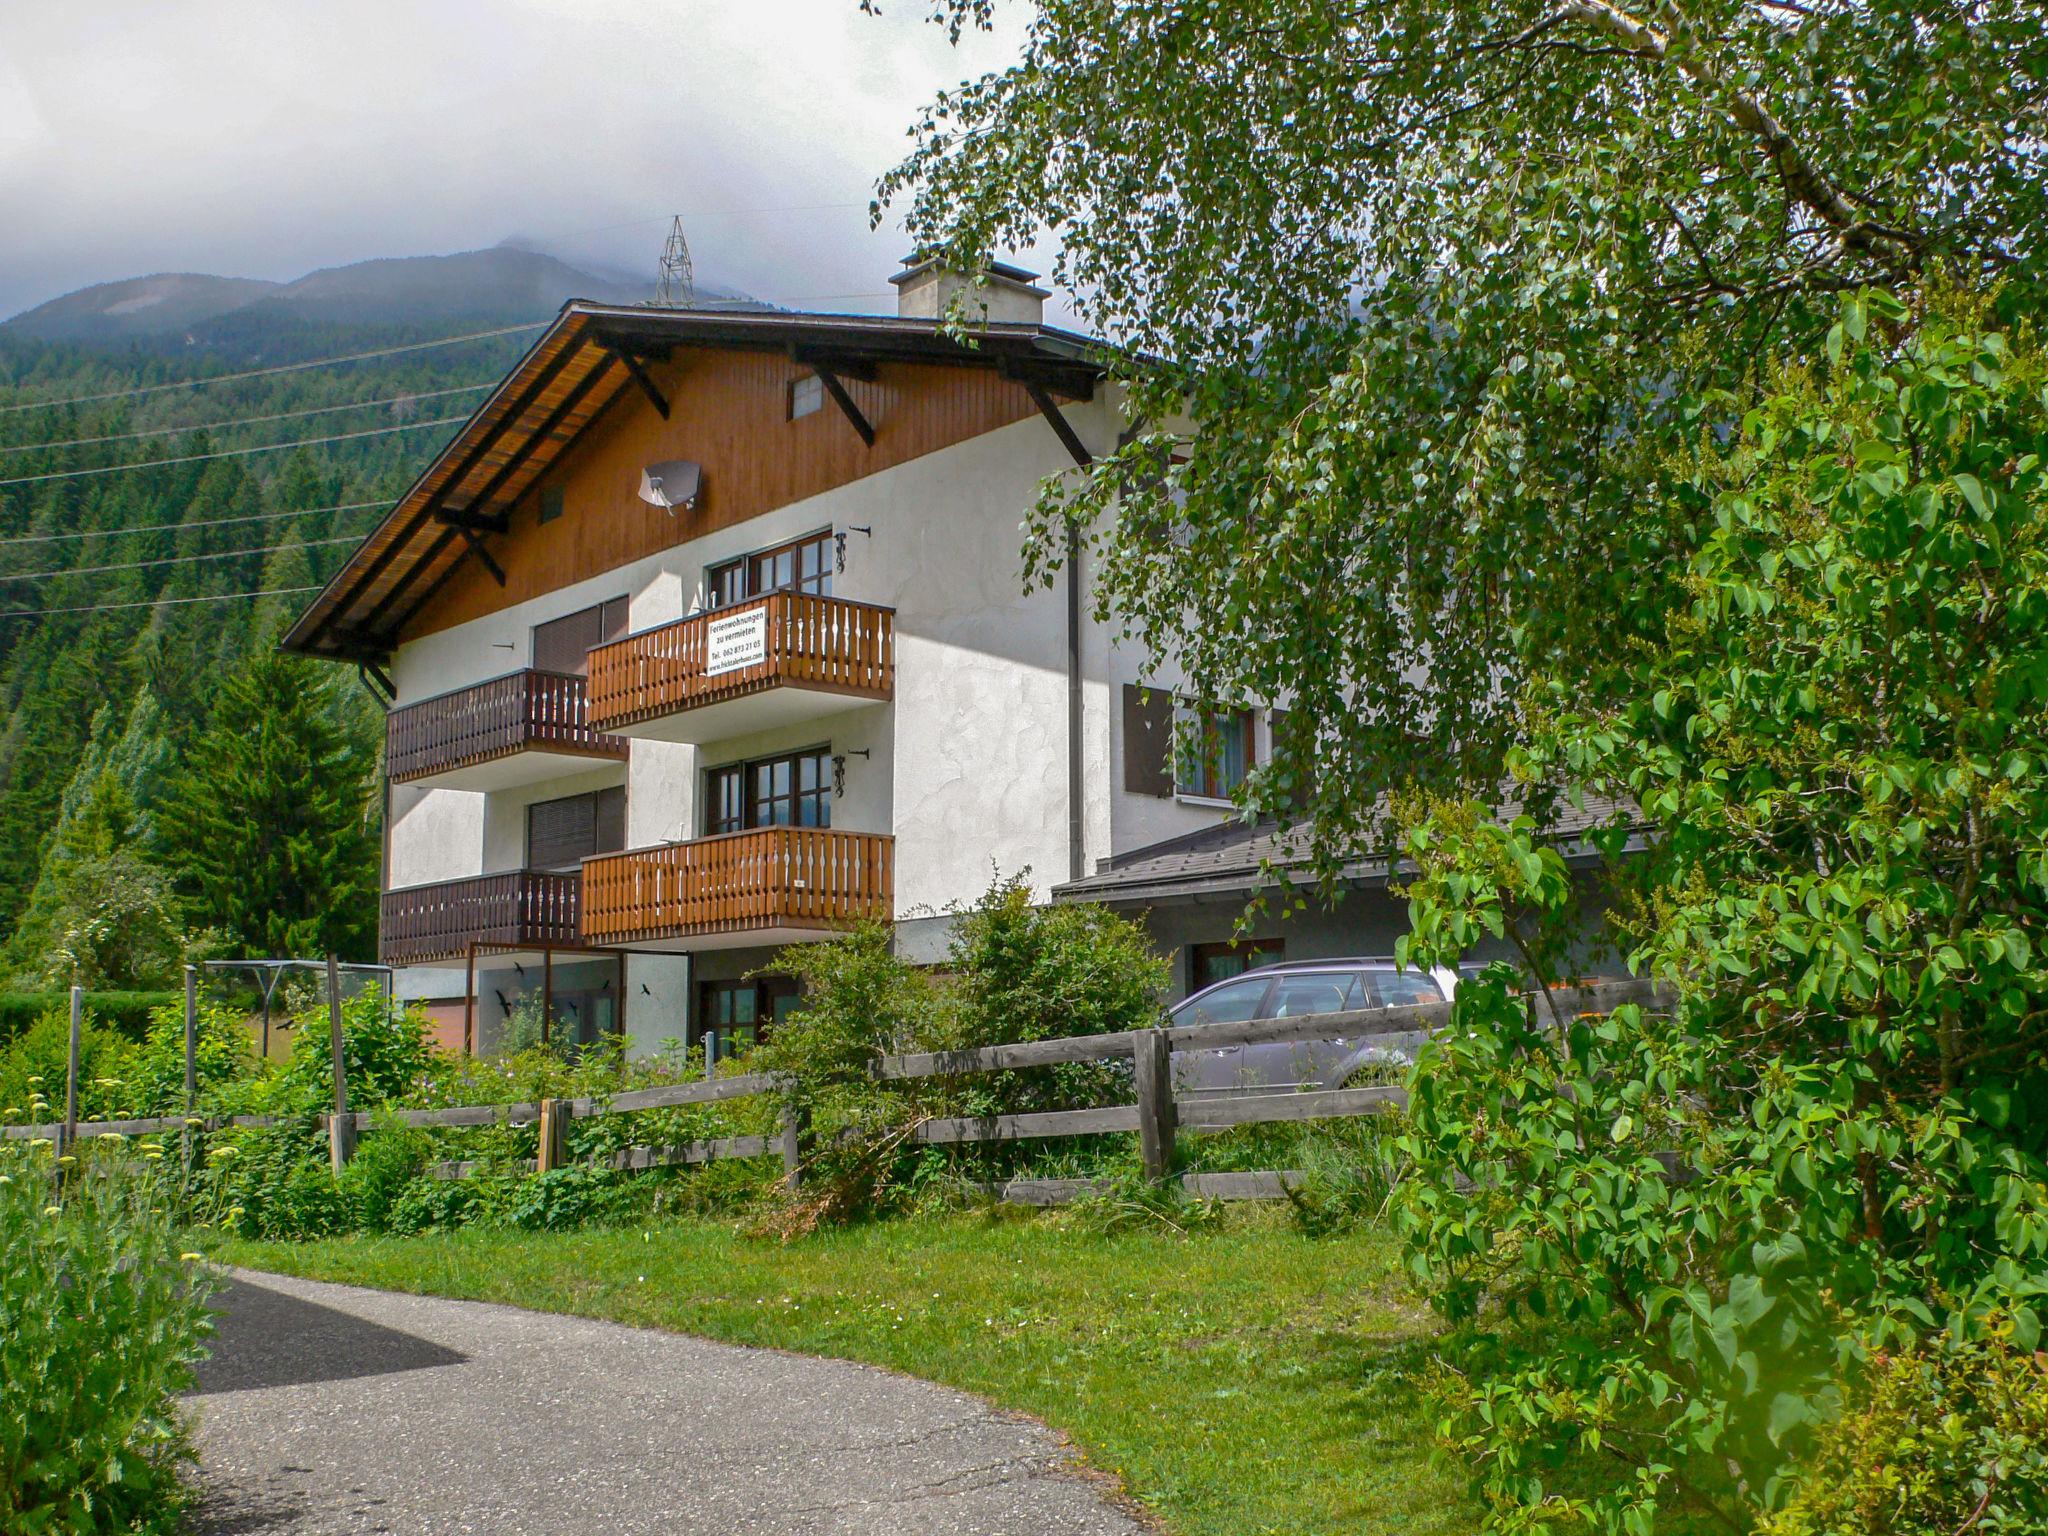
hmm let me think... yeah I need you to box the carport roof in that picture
[1051,794,1640,907]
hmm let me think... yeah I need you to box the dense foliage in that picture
[1393,307,2048,1531]
[877,1,2048,1528]
[880,0,2045,873]
[0,321,537,981]
[0,1140,213,1534]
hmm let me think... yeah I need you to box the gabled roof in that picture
[281,300,1110,664]
[1052,795,1640,906]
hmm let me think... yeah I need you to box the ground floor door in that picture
[697,976,799,1064]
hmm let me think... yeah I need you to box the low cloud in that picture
[0,0,1041,319]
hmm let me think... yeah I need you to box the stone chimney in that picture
[890,253,1048,326]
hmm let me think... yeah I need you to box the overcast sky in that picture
[0,1,1042,321]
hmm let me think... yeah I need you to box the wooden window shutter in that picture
[1122,684,1174,798]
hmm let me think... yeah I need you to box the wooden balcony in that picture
[580,828,893,951]
[387,669,628,791]
[585,592,893,746]
[381,870,584,966]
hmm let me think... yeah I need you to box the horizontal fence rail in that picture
[387,668,627,783]
[22,980,1662,1208]
[381,868,584,966]
[585,591,894,733]
[395,977,1663,1196]
[580,828,893,947]
[5,1111,288,1141]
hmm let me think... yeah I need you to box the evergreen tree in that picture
[154,647,378,960]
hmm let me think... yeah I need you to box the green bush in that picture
[1762,1334,2048,1536]
[0,992,179,1050]
[336,1122,434,1233]
[0,1014,141,1127]
[0,1140,212,1533]
[1391,304,2048,1532]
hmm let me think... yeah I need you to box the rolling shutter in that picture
[531,596,630,676]
[527,786,630,869]
[594,784,626,854]
[1122,684,1174,798]
[527,794,594,870]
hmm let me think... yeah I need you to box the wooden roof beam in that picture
[446,350,622,525]
[435,508,509,535]
[607,346,671,420]
[452,522,506,587]
[318,332,587,623]
[999,357,1098,403]
[1023,379,1093,469]
[812,364,874,448]
[372,351,623,642]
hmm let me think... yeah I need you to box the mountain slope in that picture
[5,273,284,344]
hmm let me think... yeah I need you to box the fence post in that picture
[536,1098,568,1173]
[327,955,356,1173]
[779,1101,808,1191]
[182,965,199,1177]
[61,983,82,1167]
[1132,1028,1177,1182]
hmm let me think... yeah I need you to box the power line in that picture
[0,584,323,621]
[0,383,494,456]
[0,498,385,548]
[0,414,467,488]
[0,531,363,583]
[0,322,545,415]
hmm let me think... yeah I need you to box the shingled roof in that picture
[1052,794,1641,906]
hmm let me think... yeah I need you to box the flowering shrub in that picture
[0,1139,212,1534]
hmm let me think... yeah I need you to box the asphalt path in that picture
[188,1270,1149,1535]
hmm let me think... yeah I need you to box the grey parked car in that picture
[1168,958,1460,1098]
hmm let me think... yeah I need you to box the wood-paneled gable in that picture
[405,348,1039,640]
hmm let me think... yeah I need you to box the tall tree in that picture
[880,0,2046,868]
[878,4,2048,1528]
[154,647,378,960]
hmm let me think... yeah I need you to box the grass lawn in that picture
[209,1206,1468,1536]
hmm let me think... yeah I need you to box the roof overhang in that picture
[281,300,1112,663]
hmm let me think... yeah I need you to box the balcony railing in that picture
[585,592,893,739]
[380,870,584,966]
[387,669,627,787]
[580,828,893,948]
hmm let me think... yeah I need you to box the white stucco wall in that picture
[380,374,1256,1016]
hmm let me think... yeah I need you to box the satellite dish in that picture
[639,460,701,514]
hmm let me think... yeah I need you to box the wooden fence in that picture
[5,976,1660,1207]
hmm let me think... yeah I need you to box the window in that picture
[1174,702,1256,801]
[705,530,833,609]
[538,486,565,525]
[1172,975,1273,1027]
[1189,938,1284,991]
[1267,973,1362,1018]
[705,748,831,835]
[788,373,824,419]
[526,786,626,870]
[1369,970,1446,1007]
[531,595,629,675]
